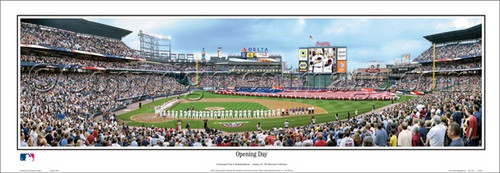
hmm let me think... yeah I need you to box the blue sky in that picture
[88,17,482,72]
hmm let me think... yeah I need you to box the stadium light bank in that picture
[140,30,171,40]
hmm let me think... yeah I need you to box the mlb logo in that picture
[20,153,35,161]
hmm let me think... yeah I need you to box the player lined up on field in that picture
[156,106,316,119]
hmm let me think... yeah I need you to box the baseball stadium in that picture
[19,18,483,148]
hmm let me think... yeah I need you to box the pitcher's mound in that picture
[205,107,225,111]
[130,113,174,123]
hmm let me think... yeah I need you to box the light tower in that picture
[138,30,171,61]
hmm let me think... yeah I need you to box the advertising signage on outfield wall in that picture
[299,49,307,61]
[247,47,268,52]
[298,46,347,73]
[241,47,269,58]
[299,61,308,72]
[337,60,347,73]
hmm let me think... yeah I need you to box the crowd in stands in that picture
[411,61,481,72]
[21,22,139,58]
[19,81,482,147]
[328,79,389,89]
[21,52,282,74]
[326,73,481,92]
[413,42,482,62]
[190,74,303,88]
[20,72,124,120]
[20,72,185,121]
[21,52,190,71]
[227,65,282,72]
[393,75,481,91]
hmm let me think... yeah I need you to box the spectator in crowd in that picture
[465,107,479,146]
[313,133,327,146]
[411,127,423,146]
[425,116,447,147]
[448,122,464,147]
[389,129,397,147]
[398,122,412,147]
[339,129,354,147]
[362,136,375,147]
[374,123,388,146]
[418,119,429,144]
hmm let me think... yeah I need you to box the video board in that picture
[298,46,347,73]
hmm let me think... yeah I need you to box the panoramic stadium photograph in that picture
[18,16,483,148]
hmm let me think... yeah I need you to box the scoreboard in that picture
[298,46,347,73]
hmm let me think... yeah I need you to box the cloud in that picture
[452,18,482,29]
[324,19,368,35]
[435,18,482,30]
[298,18,306,26]
[293,18,306,34]
[381,39,426,54]
[87,18,182,49]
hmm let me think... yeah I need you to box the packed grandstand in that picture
[19,19,482,147]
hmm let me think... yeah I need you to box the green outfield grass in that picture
[117,91,416,132]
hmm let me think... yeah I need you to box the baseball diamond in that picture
[117,91,416,132]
